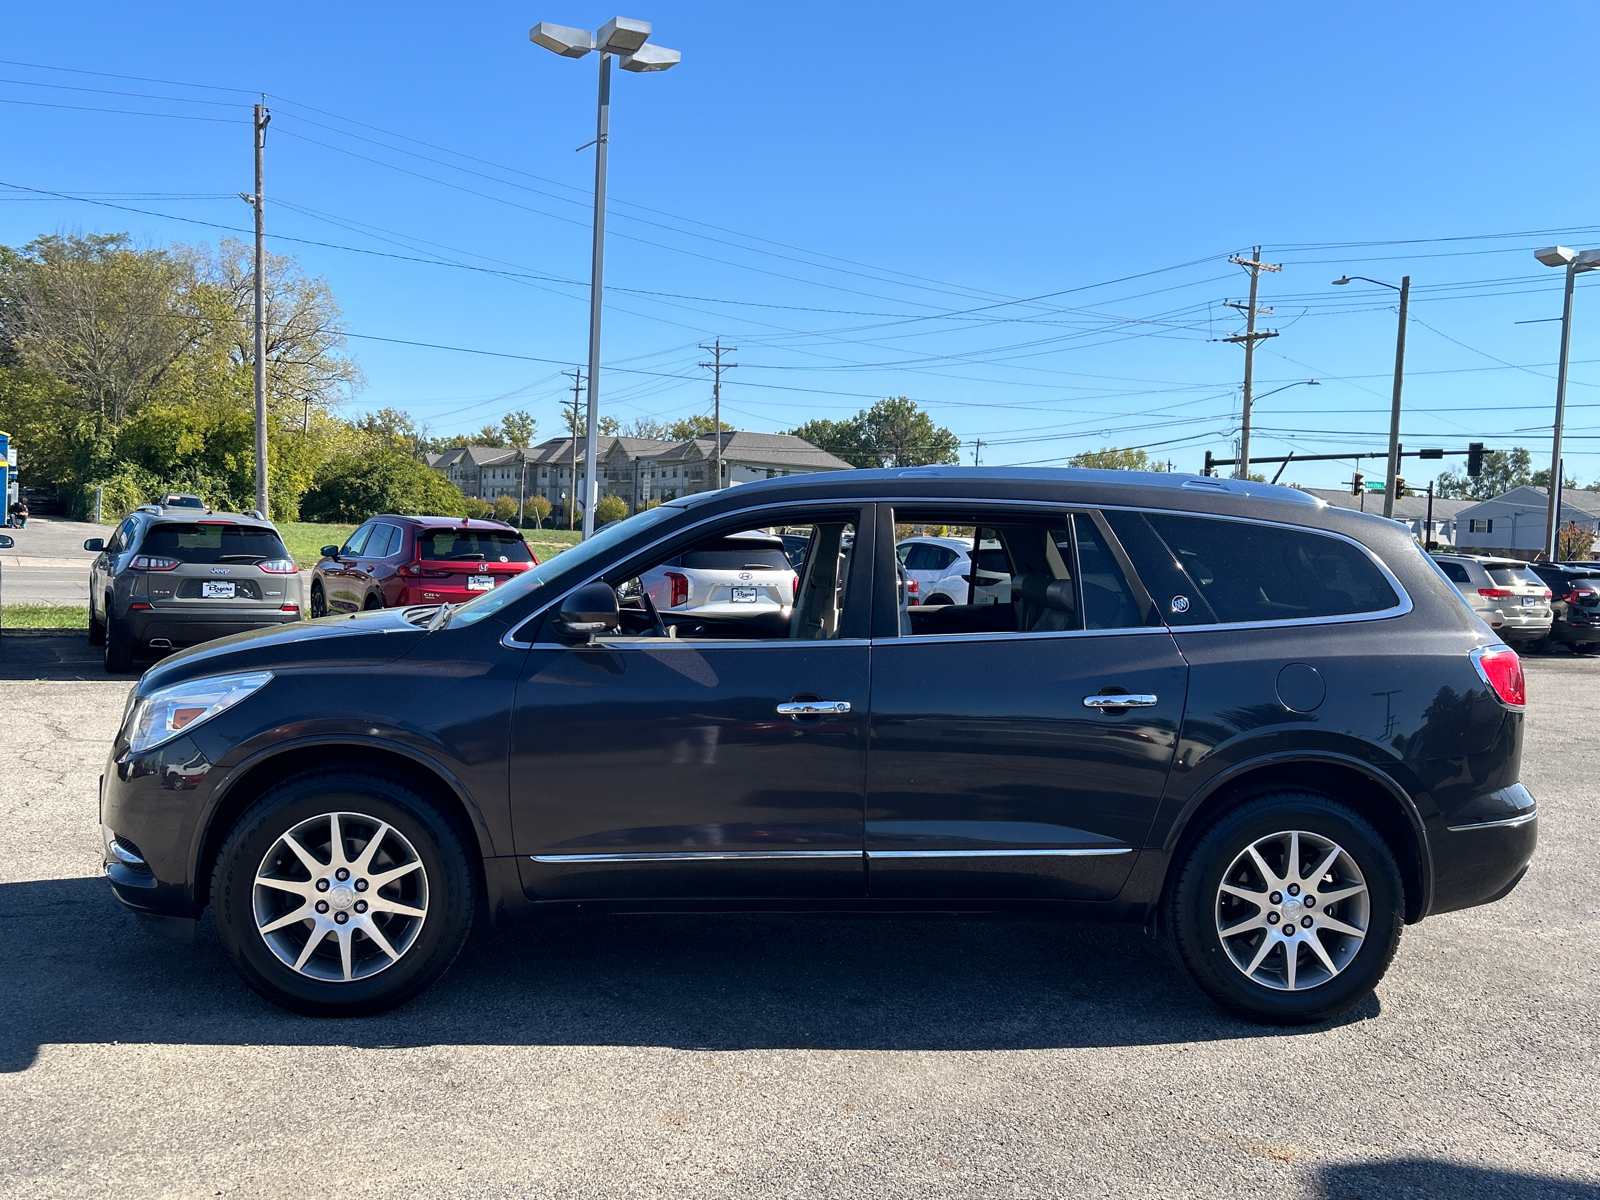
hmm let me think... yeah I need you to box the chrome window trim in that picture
[871,626,1172,648]
[867,848,1132,859]
[499,493,1413,649]
[532,850,863,863]
[1445,811,1537,833]
[510,637,874,652]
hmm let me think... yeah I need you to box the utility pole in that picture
[563,368,583,530]
[239,101,271,516]
[1379,276,1411,519]
[698,339,736,489]
[972,439,984,466]
[1222,247,1281,480]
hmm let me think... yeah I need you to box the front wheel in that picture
[209,770,475,1016]
[1168,792,1403,1025]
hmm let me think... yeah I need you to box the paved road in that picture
[0,515,103,605]
[0,644,1595,1199]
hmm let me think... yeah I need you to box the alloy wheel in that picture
[252,811,429,983]
[1214,829,1370,992]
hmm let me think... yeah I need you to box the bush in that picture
[461,496,491,519]
[492,494,517,522]
[594,494,628,525]
[299,448,468,522]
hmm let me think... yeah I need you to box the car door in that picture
[508,504,873,899]
[91,517,137,620]
[327,522,374,612]
[865,504,1188,900]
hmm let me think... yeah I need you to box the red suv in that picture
[308,516,538,616]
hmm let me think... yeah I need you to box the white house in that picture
[1453,486,1600,555]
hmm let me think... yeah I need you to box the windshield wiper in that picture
[446,553,487,561]
[217,554,266,563]
[425,602,456,632]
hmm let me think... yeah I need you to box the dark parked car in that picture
[1528,562,1600,653]
[84,508,302,673]
[100,468,1536,1024]
[308,515,538,616]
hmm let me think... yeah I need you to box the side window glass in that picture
[342,524,373,557]
[933,547,959,570]
[1143,513,1400,623]
[1438,561,1470,584]
[902,544,935,571]
[1071,515,1144,629]
[371,524,400,558]
[892,511,1071,637]
[108,519,135,555]
[606,517,856,642]
[1101,510,1219,625]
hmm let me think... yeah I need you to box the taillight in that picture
[1540,588,1552,599]
[401,563,453,578]
[258,558,296,574]
[131,555,180,571]
[666,571,688,607]
[1470,645,1526,710]
[1478,588,1513,599]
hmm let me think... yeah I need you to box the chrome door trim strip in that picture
[867,847,1132,859]
[531,849,864,863]
[1445,811,1537,833]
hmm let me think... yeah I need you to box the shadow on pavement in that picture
[0,629,157,681]
[1313,1158,1600,1199]
[0,875,1381,1072]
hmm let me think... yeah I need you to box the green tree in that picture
[788,416,872,467]
[527,493,552,527]
[1435,447,1533,499]
[1068,447,1170,472]
[299,447,468,522]
[500,409,537,448]
[790,397,958,468]
[1530,465,1579,491]
[471,423,508,448]
[492,493,517,522]
[562,407,621,438]
[594,494,628,524]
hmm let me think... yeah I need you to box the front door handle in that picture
[1083,694,1158,708]
[777,700,852,716]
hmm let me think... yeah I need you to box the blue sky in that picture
[4,1,1600,489]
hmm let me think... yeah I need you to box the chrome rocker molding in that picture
[867,848,1131,859]
[532,847,1133,863]
[1446,811,1538,833]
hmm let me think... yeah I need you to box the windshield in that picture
[141,523,289,563]
[417,528,533,563]
[449,503,683,627]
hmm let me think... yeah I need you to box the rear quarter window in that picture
[1142,514,1400,623]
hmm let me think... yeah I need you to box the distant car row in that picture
[1432,553,1600,654]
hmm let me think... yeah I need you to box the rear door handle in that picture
[777,700,852,716]
[1083,694,1158,708]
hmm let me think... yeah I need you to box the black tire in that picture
[87,596,105,646]
[309,582,327,618]
[363,593,382,611]
[1569,641,1597,655]
[926,594,955,606]
[103,610,133,673]
[1167,791,1403,1025]
[209,769,475,1016]
[1524,637,1550,655]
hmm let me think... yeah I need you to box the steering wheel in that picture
[640,587,670,638]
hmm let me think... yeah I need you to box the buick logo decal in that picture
[1170,595,1190,613]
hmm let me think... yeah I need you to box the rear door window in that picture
[1437,562,1471,584]
[141,523,290,564]
[418,528,534,563]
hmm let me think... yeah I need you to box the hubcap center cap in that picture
[1279,895,1305,923]
[328,883,355,910]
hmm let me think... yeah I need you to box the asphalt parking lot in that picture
[0,639,1595,1200]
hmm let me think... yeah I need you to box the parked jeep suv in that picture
[99,469,1535,1024]
[85,508,302,672]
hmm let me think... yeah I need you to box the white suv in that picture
[1432,554,1551,646]
[636,531,797,627]
[896,536,1010,606]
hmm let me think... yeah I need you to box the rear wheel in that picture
[210,769,475,1016]
[926,593,955,606]
[309,582,327,618]
[103,608,133,674]
[363,593,382,611]
[1168,791,1403,1025]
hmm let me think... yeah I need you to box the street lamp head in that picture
[1307,379,1320,385]
[530,21,594,57]
[1535,245,1577,268]
[1576,249,1600,272]
[1331,276,1351,285]
[620,43,680,71]
[597,16,651,54]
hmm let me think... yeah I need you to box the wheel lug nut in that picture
[1304,896,1316,908]
[1287,884,1300,896]
[335,868,350,882]
[1267,912,1280,924]
[1301,916,1314,928]
[1283,924,1296,936]
[1269,891,1283,904]
[354,900,368,914]
[315,900,329,914]
[354,878,368,892]
[334,911,349,925]
[316,879,330,892]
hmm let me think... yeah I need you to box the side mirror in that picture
[84,538,105,552]
[554,582,620,642]
[320,545,341,559]
[0,534,13,550]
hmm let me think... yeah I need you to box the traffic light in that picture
[1393,476,1407,499]
[1351,470,1365,496]
[1467,442,1484,477]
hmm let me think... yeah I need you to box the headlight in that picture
[123,672,274,755]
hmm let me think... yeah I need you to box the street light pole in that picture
[531,17,680,539]
[1533,246,1600,559]
[1332,274,1409,518]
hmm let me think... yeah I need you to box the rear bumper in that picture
[1551,610,1600,644]
[1428,783,1538,915]
[125,609,301,646]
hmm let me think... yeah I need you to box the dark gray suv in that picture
[85,507,303,673]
